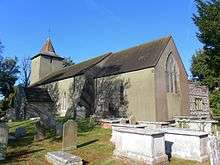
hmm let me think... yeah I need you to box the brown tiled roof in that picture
[95,36,171,77]
[24,87,53,102]
[31,38,64,60]
[31,36,171,87]
[30,53,111,87]
[41,38,56,53]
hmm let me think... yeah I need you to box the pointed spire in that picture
[31,37,64,60]
[40,37,56,53]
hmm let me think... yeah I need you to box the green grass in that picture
[0,120,210,165]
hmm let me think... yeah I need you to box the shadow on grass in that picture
[8,133,35,147]
[77,139,99,148]
[1,149,44,164]
[49,136,62,142]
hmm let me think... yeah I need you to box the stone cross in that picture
[62,120,77,151]
[0,123,8,160]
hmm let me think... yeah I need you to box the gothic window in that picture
[195,98,203,110]
[166,54,179,93]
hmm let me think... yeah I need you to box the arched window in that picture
[166,54,179,93]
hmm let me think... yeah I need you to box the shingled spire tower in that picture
[30,38,64,85]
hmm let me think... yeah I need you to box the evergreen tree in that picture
[192,0,220,87]
[0,40,19,114]
[0,56,19,98]
[191,0,220,114]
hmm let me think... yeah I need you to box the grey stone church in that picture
[13,36,210,121]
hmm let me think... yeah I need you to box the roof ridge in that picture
[112,35,172,55]
[29,52,112,87]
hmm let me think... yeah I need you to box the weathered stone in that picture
[100,118,120,129]
[119,118,127,124]
[15,127,27,138]
[111,125,167,165]
[138,121,169,129]
[188,82,210,118]
[0,122,8,160]
[163,127,209,162]
[62,120,77,151]
[128,115,136,125]
[45,151,82,165]
[34,122,47,141]
[56,122,63,137]
[208,135,220,165]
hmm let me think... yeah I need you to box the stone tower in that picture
[30,38,64,85]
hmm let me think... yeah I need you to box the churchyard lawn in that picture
[1,120,210,165]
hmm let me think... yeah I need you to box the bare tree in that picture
[63,57,75,67]
[20,56,31,87]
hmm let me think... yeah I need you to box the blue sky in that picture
[0,0,202,77]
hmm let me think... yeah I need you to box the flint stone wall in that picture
[188,82,210,118]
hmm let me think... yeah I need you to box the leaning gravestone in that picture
[0,122,8,160]
[62,120,77,151]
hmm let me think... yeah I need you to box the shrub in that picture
[210,90,220,115]
[76,118,97,133]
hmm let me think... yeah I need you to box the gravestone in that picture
[128,115,136,125]
[62,120,77,151]
[55,122,63,137]
[15,127,27,138]
[34,121,47,141]
[120,118,127,124]
[0,122,8,160]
